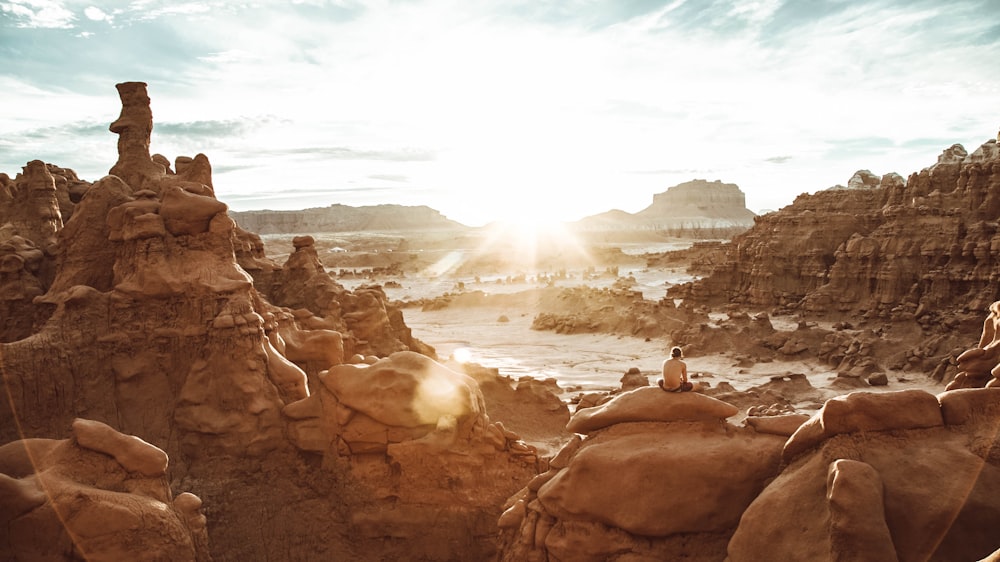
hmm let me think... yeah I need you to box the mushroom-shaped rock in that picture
[567,386,739,434]
[320,350,484,430]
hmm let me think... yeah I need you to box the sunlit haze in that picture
[2,0,998,226]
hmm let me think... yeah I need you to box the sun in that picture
[473,213,591,273]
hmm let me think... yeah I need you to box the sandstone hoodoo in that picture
[0,82,540,561]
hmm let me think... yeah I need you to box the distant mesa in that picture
[231,179,757,239]
[572,179,757,238]
[230,203,465,235]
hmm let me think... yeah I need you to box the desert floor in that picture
[268,231,945,412]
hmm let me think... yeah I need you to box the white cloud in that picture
[83,5,109,22]
[1,0,75,28]
[1,0,998,224]
[140,1,211,19]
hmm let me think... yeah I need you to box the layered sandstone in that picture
[670,141,1000,318]
[661,140,1000,381]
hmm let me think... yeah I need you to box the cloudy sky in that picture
[1,0,998,226]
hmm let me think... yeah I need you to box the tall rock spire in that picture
[108,81,165,190]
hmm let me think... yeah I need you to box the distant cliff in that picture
[572,179,757,238]
[670,136,1000,322]
[230,203,467,234]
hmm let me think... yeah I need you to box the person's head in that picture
[671,346,683,358]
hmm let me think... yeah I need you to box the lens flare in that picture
[452,347,473,363]
[412,370,469,425]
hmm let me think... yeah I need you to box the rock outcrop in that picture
[0,419,210,561]
[497,378,1000,561]
[282,351,540,559]
[948,299,1000,389]
[497,388,787,561]
[728,387,1000,562]
[0,82,532,561]
[671,142,1000,318]
[665,138,1000,381]
[0,160,65,341]
[573,179,757,238]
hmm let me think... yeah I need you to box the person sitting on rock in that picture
[659,346,693,392]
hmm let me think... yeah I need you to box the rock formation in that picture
[666,138,1000,382]
[0,160,65,341]
[572,179,757,238]
[497,387,787,561]
[946,298,1000,390]
[497,364,1000,561]
[529,283,710,340]
[0,82,540,561]
[728,388,1000,561]
[0,419,210,561]
[672,144,1000,316]
[499,295,1000,561]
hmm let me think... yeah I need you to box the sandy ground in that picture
[402,302,945,407]
[314,233,946,415]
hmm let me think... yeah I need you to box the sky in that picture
[1,0,998,227]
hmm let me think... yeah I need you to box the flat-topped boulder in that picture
[567,386,739,434]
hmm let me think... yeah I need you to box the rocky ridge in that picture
[230,203,465,235]
[658,138,1000,383]
[669,141,1000,316]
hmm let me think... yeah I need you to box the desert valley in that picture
[2,82,1000,561]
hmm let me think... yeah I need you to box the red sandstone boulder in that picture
[782,389,944,463]
[282,351,540,559]
[498,417,785,561]
[728,388,1000,562]
[567,386,739,433]
[0,419,209,561]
